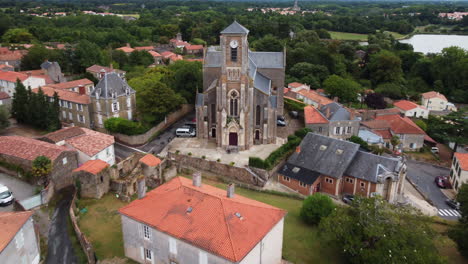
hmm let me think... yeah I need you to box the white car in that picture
[431,147,439,154]
[0,184,14,206]
[175,127,196,137]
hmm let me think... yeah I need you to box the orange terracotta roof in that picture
[0,136,73,161]
[394,100,424,111]
[0,92,10,100]
[283,87,290,94]
[47,79,93,90]
[0,64,14,70]
[297,89,333,105]
[361,120,391,129]
[134,46,154,51]
[161,51,176,58]
[288,82,303,88]
[0,71,28,82]
[0,211,34,252]
[33,86,90,104]
[185,44,203,50]
[455,153,468,171]
[373,129,392,139]
[119,177,286,262]
[422,91,447,101]
[375,115,425,135]
[0,52,23,61]
[170,54,183,61]
[185,58,203,62]
[148,50,162,57]
[304,105,328,124]
[116,46,135,53]
[73,159,109,175]
[139,154,161,166]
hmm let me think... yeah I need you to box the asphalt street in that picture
[0,172,35,212]
[406,160,459,220]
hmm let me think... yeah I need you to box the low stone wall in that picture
[112,104,194,146]
[70,191,96,264]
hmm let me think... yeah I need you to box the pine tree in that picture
[11,79,28,123]
[46,92,61,131]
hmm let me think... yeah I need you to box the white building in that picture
[421,91,457,112]
[449,153,468,192]
[0,71,45,97]
[394,100,429,119]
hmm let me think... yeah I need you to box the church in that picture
[196,21,285,151]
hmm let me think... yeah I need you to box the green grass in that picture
[329,31,368,41]
[67,214,88,264]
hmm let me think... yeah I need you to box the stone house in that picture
[139,154,162,186]
[0,48,25,69]
[287,82,310,92]
[0,211,40,264]
[0,92,11,111]
[73,159,110,198]
[0,63,14,72]
[184,45,204,55]
[40,60,65,83]
[0,136,78,189]
[304,103,360,140]
[86,65,126,80]
[33,86,92,128]
[46,78,94,95]
[0,71,45,97]
[278,133,406,203]
[421,91,457,112]
[39,126,115,166]
[90,72,137,130]
[449,153,468,192]
[119,175,286,264]
[170,33,190,49]
[294,89,333,108]
[393,100,429,119]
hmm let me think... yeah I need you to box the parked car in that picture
[446,199,460,210]
[289,111,299,119]
[276,119,286,127]
[431,147,439,154]
[277,115,285,122]
[175,127,196,137]
[0,184,14,206]
[342,194,355,205]
[435,176,447,188]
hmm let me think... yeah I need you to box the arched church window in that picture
[231,47,237,62]
[229,90,239,116]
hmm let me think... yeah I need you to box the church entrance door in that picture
[212,128,216,138]
[229,133,238,146]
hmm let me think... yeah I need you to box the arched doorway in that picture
[211,128,216,138]
[229,133,238,146]
[255,130,260,140]
[383,177,392,201]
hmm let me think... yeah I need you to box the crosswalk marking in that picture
[438,209,460,217]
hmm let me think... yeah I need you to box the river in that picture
[399,34,468,54]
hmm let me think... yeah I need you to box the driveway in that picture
[0,172,35,212]
[406,160,459,220]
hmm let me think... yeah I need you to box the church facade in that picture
[196,21,285,151]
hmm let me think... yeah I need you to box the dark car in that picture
[277,119,286,127]
[277,115,285,122]
[342,194,355,205]
[446,199,460,210]
[435,176,447,188]
[289,111,299,119]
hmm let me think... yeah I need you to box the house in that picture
[0,92,11,111]
[304,103,360,140]
[39,126,115,165]
[90,72,136,129]
[148,51,163,65]
[393,100,429,119]
[161,51,183,64]
[0,136,78,189]
[357,128,384,147]
[18,69,54,85]
[0,63,14,72]
[33,86,92,128]
[278,133,406,202]
[40,60,65,83]
[421,91,457,112]
[170,33,190,49]
[360,120,393,147]
[0,48,26,69]
[134,46,155,52]
[72,159,110,198]
[119,174,286,264]
[86,65,126,80]
[184,44,203,55]
[449,153,468,192]
[116,44,135,54]
[287,82,310,92]
[295,89,333,107]
[0,211,40,264]
[0,71,46,97]
[46,78,94,95]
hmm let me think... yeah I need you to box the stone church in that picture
[196,21,285,151]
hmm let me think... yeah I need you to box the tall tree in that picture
[368,50,403,86]
[427,108,468,155]
[11,80,28,123]
[0,105,9,132]
[323,75,362,104]
[364,93,387,109]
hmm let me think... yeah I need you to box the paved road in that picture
[0,172,35,212]
[46,187,78,264]
[406,160,459,220]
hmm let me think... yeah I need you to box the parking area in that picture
[0,172,35,212]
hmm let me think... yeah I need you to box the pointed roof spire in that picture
[221,21,249,35]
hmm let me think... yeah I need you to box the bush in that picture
[348,135,369,150]
[294,128,313,139]
[284,98,306,112]
[300,193,335,225]
[104,117,150,135]
[249,157,267,169]
[414,119,427,131]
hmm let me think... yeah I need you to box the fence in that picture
[69,191,96,264]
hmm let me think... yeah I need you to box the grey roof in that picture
[320,102,351,121]
[220,21,249,35]
[280,163,321,184]
[91,72,135,99]
[249,52,284,69]
[253,72,271,95]
[287,133,360,178]
[196,93,204,107]
[40,61,53,69]
[204,51,222,67]
[358,129,384,144]
[345,151,399,183]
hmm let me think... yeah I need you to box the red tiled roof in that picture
[0,52,23,61]
[185,58,203,62]
[375,115,425,135]
[0,136,73,161]
[161,51,176,58]
[361,120,391,129]
[139,154,161,167]
[47,79,93,90]
[0,92,10,100]
[33,87,90,104]
[422,91,447,101]
[297,89,333,105]
[0,211,34,252]
[170,54,183,61]
[73,159,109,175]
[288,82,303,88]
[41,126,86,143]
[119,177,286,262]
[85,65,126,74]
[19,70,54,85]
[0,64,14,70]
[0,71,28,82]
[116,46,135,53]
[373,129,392,139]
[185,45,203,50]
[304,105,328,124]
[455,153,468,171]
[394,100,421,111]
[134,46,154,51]
[148,50,162,57]
[424,135,437,144]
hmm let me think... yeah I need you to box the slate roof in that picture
[253,71,271,95]
[91,72,135,99]
[319,102,352,121]
[287,133,360,178]
[248,51,284,69]
[280,163,321,184]
[345,151,400,183]
[220,21,250,34]
[358,129,384,144]
[204,51,222,67]
[119,177,286,262]
[0,211,34,252]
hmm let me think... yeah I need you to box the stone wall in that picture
[70,191,96,264]
[112,104,194,146]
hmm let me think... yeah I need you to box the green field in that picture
[330,31,407,41]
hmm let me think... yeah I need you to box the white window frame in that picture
[335,127,340,135]
[282,176,290,182]
[299,181,307,187]
[143,225,150,240]
[347,126,352,134]
[62,111,66,118]
[325,177,334,184]
[63,157,67,165]
[69,112,73,120]
[169,237,177,255]
[98,114,103,125]
[15,230,24,249]
[112,102,119,113]
[199,251,208,264]
[144,248,152,260]
[126,97,131,108]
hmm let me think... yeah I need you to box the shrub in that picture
[201,155,206,159]
[229,162,235,166]
[300,193,335,225]
[414,119,427,131]
[294,128,313,139]
[104,117,150,135]
[348,135,369,150]
[249,157,266,169]
[284,98,306,112]
[216,158,221,162]
[188,152,192,156]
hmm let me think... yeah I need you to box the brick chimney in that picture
[192,171,201,187]
[137,177,146,199]
[349,110,355,120]
[227,183,235,198]
[126,43,130,48]
[333,97,339,102]
[325,107,331,119]
[296,146,301,153]
[78,85,86,95]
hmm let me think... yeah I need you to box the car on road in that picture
[277,119,286,127]
[0,184,14,206]
[434,176,448,188]
[277,115,285,122]
[289,111,299,119]
[175,127,196,137]
[342,194,355,205]
[431,147,439,154]
[446,199,460,211]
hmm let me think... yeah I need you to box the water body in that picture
[399,34,468,54]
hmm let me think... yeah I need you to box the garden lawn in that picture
[329,31,368,41]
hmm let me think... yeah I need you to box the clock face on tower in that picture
[230,40,239,48]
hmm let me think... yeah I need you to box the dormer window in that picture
[336,149,343,155]
[292,167,300,173]
[126,88,130,96]
[112,92,116,99]
[319,145,327,151]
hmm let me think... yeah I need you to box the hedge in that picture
[284,98,307,112]
[104,117,151,135]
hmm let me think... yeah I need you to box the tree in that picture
[20,45,50,70]
[32,156,52,185]
[364,93,387,109]
[75,40,104,71]
[11,80,28,123]
[128,50,154,68]
[300,193,335,225]
[368,50,403,86]
[168,60,203,103]
[349,135,369,150]
[323,75,362,104]
[390,135,400,151]
[414,120,427,132]
[1,28,34,43]
[289,63,329,87]
[449,184,468,257]
[375,83,404,99]
[252,34,283,52]
[427,108,468,155]
[320,196,445,264]
[0,105,9,132]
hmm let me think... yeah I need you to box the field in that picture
[330,31,407,41]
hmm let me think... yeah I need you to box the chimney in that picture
[192,171,201,187]
[137,177,146,199]
[99,69,105,79]
[333,96,339,102]
[126,43,130,48]
[227,183,235,198]
[325,107,331,118]
[26,71,32,77]
[350,110,355,120]
[296,146,301,153]
[110,63,113,70]
[78,85,86,95]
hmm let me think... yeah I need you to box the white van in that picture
[0,184,14,206]
[176,127,196,137]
